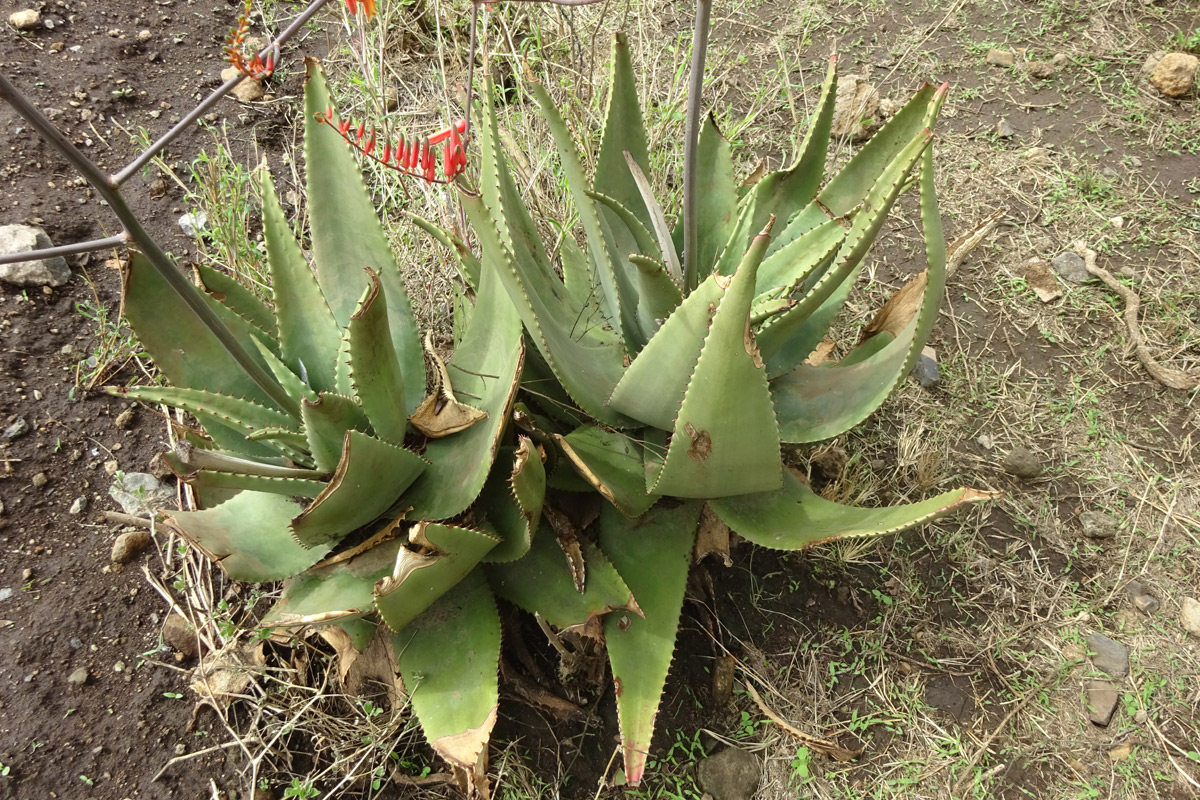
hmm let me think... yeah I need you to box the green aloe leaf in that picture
[715,55,839,275]
[195,264,278,342]
[594,32,654,236]
[265,538,402,628]
[300,392,370,473]
[260,165,341,394]
[754,217,845,296]
[601,502,701,787]
[622,153,683,284]
[374,523,500,633]
[530,81,644,352]
[291,430,428,547]
[629,254,684,337]
[606,274,725,430]
[710,470,994,550]
[555,426,658,518]
[183,470,325,499]
[405,212,481,290]
[692,113,739,276]
[120,251,283,412]
[166,446,324,480]
[116,386,299,436]
[587,191,661,263]
[248,336,320,405]
[488,524,639,633]
[394,569,500,772]
[165,492,332,582]
[404,254,524,521]
[651,225,783,498]
[480,438,546,563]
[346,270,409,443]
[757,129,932,378]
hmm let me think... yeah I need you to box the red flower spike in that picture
[363,130,376,156]
[325,105,333,121]
[455,119,467,135]
[443,139,453,178]
[355,121,366,141]
[339,119,351,135]
[345,0,377,18]
[381,142,391,164]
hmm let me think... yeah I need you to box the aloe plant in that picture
[413,34,994,785]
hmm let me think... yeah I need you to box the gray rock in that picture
[996,118,1016,138]
[1001,446,1042,479]
[111,529,153,564]
[68,496,88,515]
[109,471,173,517]
[2,418,30,441]
[0,587,12,602]
[67,667,89,687]
[32,472,48,489]
[1125,580,1159,614]
[830,76,880,142]
[696,747,761,800]
[1051,251,1090,283]
[178,211,208,238]
[1025,61,1056,79]
[1141,51,1166,79]
[1085,679,1119,726]
[1182,597,1200,637]
[912,353,940,388]
[1087,632,1129,678]
[0,225,71,287]
[1079,511,1119,539]
[986,49,1015,67]
[162,614,199,659]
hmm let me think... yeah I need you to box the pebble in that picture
[986,49,1015,67]
[696,746,761,800]
[32,472,49,489]
[2,418,30,441]
[1025,61,1056,79]
[1125,580,1159,614]
[109,472,173,517]
[67,667,89,686]
[911,352,940,388]
[137,29,152,43]
[1149,52,1199,98]
[1051,251,1091,283]
[1079,510,1119,539]
[830,76,880,142]
[178,212,208,239]
[1182,597,1200,637]
[69,496,88,515]
[111,529,153,564]
[996,118,1016,138]
[1085,680,1119,726]
[113,660,126,673]
[220,67,265,102]
[162,614,199,659]
[1086,632,1130,678]
[1001,446,1042,479]
[114,409,135,429]
[0,225,71,287]
[8,9,40,30]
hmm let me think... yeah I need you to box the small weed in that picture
[283,778,320,799]
[1171,27,1200,53]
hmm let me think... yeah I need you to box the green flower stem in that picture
[682,0,713,292]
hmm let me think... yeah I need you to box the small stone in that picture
[911,352,940,388]
[1109,215,1124,229]
[1085,679,1119,726]
[162,614,199,659]
[986,49,1015,67]
[1126,580,1160,614]
[1052,53,1068,67]
[67,667,89,687]
[976,434,994,449]
[996,118,1016,138]
[2,418,30,441]
[1119,266,1136,277]
[1134,709,1148,724]
[1025,61,1056,79]
[220,66,265,102]
[111,529,153,564]
[1079,511,1119,539]
[1051,251,1091,283]
[8,9,40,30]
[109,472,173,517]
[103,460,119,476]
[830,76,880,142]
[1001,446,1042,479]
[0,225,71,287]
[113,660,126,673]
[32,472,49,489]
[384,88,399,112]
[137,29,152,43]
[174,743,187,756]
[1086,632,1130,678]
[1181,597,1200,637]
[1108,743,1133,762]
[1149,52,1198,98]
[178,212,207,239]
[114,409,135,429]
[696,746,761,800]
[1140,51,1166,78]
[69,496,88,515]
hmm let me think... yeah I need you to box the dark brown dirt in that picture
[0,1,305,796]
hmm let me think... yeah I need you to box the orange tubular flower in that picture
[345,0,377,19]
